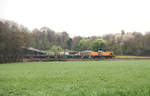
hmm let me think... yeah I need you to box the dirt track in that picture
[103,57,150,61]
[65,58,150,61]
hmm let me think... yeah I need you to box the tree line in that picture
[0,20,31,63]
[1,19,150,63]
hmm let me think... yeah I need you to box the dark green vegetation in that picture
[1,60,150,96]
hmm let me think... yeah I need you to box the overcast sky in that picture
[1,0,150,37]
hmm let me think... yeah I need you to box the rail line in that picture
[23,57,150,62]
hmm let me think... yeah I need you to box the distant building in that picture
[23,47,46,57]
[114,32,134,42]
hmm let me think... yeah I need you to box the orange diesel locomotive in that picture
[91,51,114,58]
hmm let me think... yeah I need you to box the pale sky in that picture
[1,0,150,37]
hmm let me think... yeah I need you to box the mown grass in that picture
[1,60,150,96]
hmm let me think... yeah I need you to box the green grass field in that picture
[1,60,150,96]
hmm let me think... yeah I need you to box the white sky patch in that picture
[0,0,150,37]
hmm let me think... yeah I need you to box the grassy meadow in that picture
[1,60,150,96]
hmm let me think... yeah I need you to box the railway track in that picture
[23,57,150,62]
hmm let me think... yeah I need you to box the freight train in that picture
[24,48,115,59]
